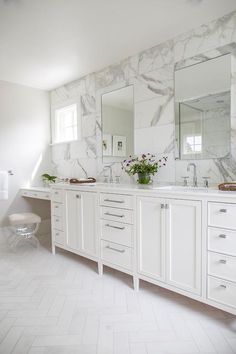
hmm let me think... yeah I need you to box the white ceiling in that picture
[0,0,236,91]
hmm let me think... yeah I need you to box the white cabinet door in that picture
[80,191,98,257]
[166,199,201,295]
[65,190,81,250]
[65,190,98,257]
[137,196,165,281]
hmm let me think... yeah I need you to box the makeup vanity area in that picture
[21,43,236,316]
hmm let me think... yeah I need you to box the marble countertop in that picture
[48,182,236,200]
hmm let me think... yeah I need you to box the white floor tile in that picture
[0,326,24,354]
[0,234,235,354]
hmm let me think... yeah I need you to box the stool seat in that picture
[9,212,41,226]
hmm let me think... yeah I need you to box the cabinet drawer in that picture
[101,220,133,247]
[208,202,236,230]
[53,229,65,245]
[52,216,63,231]
[100,193,133,210]
[21,190,51,200]
[101,206,133,224]
[41,191,51,200]
[208,276,236,309]
[52,202,63,217]
[208,227,236,256]
[101,240,132,270]
[208,251,236,283]
[51,189,63,203]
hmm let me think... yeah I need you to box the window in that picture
[183,135,202,155]
[53,104,78,144]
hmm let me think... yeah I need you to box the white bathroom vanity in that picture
[49,182,236,316]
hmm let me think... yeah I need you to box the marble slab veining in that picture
[50,10,236,185]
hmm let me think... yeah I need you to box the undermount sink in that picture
[154,185,212,192]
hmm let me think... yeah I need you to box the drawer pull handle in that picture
[46,195,50,198]
[56,219,59,222]
[55,206,59,209]
[219,209,227,213]
[219,234,226,239]
[104,199,124,204]
[105,224,125,230]
[56,233,59,236]
[105,245,125,253]
[76,195,81,199]
[161,204,165,209]
[54,191,59,195]
[220,284,227,289]
[104,212,124,218]
[219,259,227,264]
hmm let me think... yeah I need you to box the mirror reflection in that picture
[175,54,231,160]
[102,85,134,161]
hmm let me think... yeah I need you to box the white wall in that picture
[51,11,236,185]
[0,80,51,226]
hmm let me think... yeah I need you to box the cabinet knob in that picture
[219,234,226,239]
[219,259,227,264]
[76,195,81,199]
[220,284,227,289]
[219,209,227,213]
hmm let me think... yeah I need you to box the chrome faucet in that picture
[187,163,197,187]
[104,165,113,183]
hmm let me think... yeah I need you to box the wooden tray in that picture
[69,177,96,184]
[218,182,236,191]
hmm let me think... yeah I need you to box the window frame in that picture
[50,99,81,145]
[183,134,202,155]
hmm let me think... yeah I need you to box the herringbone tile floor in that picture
[0,234,235,354]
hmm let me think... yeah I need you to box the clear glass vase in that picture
[137,173,151,184]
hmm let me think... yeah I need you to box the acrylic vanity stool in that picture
[8,212,41,250]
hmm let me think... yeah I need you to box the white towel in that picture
[0,171,8,200]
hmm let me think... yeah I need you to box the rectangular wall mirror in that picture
[102,85,134,162]
[175,54,231,160]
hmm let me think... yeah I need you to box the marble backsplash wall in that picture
[51,10,236,186]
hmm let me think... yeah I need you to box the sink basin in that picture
[153,185,211,192]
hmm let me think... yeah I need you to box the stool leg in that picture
[10,235,25,252]
[27,235,39,248]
